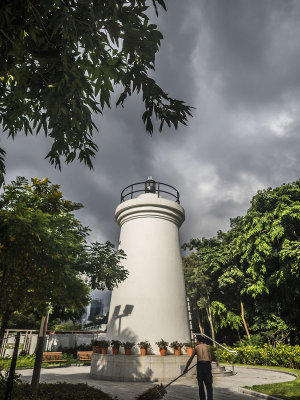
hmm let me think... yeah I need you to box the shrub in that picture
[217,344,300,369]
[122,341,135,349]
[53,322,82,331]
[155,339,169,350]
[77,343,92,351]
[111,340,122,349]
[138,341,151,350]
[0,353,80,370]
[169,341,183,350]
[0,368,21,385]
[0,355,36,370]
[98,340,110,348]
[57,345,82,358]
[0,382,112,399]
[184,341,196,349]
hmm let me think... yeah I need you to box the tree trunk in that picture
[196,311,204,334]
[237,327,242,343]
[31,311,49,390]
[4,332,20,400]
[0,264,8,294]
[0,308,11,350]
[206,300,215,344]
[240,300,251,341]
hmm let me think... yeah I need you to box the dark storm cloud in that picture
[2,0,300,248]
[153,0,201,102]
[203,0,300,108]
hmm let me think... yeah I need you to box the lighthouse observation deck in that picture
[120,177,180,204]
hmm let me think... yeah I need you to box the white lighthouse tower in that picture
[106,177,190,352]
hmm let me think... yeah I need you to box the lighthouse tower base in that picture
[90,353,194,382]
[90,354,233,381]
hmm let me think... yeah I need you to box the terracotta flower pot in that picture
[174,348,181,356]
[101,347,108,354]
[140,348,147,356]
[112,347,119,355]
[160,349,167,356]
[125,348,131,355]
[93,346,101,353]
[186,347,193,356]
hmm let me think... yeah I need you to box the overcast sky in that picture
[2,0,300,256]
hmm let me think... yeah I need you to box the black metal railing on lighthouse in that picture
[120,177,180,204]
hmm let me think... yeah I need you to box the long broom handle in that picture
[164,363,197,389]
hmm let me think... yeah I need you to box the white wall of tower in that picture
[106,193,190,353]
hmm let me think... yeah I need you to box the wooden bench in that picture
[42,352,66,367]
[77,351,93,366]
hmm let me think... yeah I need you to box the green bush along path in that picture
[217,344,300,369]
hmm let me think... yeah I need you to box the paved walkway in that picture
[20,365,296,400]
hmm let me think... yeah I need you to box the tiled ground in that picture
[20,364,295,400]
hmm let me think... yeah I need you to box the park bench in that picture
[77,350,93,366]
[42,352,66,367]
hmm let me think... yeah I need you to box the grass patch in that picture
[242,366,299,400]
[0,382,113,400]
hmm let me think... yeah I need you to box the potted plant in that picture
[98,340,110,354]
[122,341,135,355]
[138,341,151,356]
[155,339,169,356]
[91,339,101,354]
[184,341,196,356]
[111,340,122,355]
[170,341,183,356]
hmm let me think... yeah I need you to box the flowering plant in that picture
[138,341,151,349]
[122,341,135,349]
[111,340,122,349]
[156,339,169,350]
[170,341,183,350]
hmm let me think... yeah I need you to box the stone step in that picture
[190,363,234,377]
[212,369,234,377]
[212,365,226,371]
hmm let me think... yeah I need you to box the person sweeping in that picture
[136,336,212,400]
[183,336,213,400]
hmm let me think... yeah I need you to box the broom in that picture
[135,363,197,400]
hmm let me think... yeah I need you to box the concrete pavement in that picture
[20,365,296,400]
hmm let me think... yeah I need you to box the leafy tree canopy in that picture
[0,0,192,174]
[53,321,82,331]
[183,180,300,345]
[0,176,128,336]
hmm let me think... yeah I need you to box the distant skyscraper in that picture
[88,299,104,323]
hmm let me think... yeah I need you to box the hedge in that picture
[214,344,300,369]
[0,355,36,370]
[0,354,78,370]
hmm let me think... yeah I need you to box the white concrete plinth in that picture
[90,354,194,382]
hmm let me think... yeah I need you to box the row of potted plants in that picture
[155,340,196,356]
[91,339,196,356]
